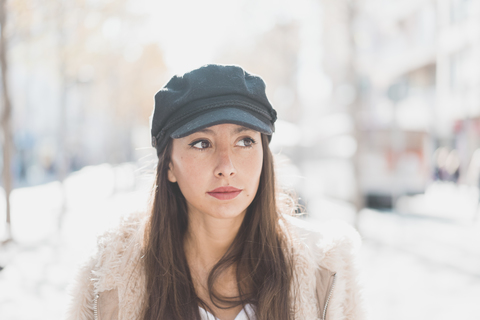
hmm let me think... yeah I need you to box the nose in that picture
[214,148,236,178]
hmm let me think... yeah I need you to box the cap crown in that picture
[150,64,277,153]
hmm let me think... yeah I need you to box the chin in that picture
[205,202,249,220]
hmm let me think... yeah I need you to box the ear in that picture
[167,162,177,183]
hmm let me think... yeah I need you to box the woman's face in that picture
[168,123,263,221]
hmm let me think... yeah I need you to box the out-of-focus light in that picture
[354,29,373,50]
[85,34,104,54]
[102,17,122,39]
[302,113,354,146]
[124,45,143,63]
[273,86,295,111]
[298,72,332,105]
[320,134,357,158]
[335,84,357,106]
[395,97,431,130]
[77,65,95,83]
[274,153,303,189]
[375,100,394,125]
[84,12,101,29]
[270,119,302,151]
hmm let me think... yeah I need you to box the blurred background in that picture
[0,0,479,319]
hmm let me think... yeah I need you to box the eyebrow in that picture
[195,126,254,135]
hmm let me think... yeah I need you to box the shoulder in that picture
[95,210,147,254]
[283,215,367,320]
[92,210,148,292]
[66,211,148,320]
[283,215,362,269]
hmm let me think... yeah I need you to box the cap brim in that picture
[170,107,273,139]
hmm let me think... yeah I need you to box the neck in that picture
[184,211,245,270]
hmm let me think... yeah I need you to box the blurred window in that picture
[449,48,473,95]
[450,0,472,24]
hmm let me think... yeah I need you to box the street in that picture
[357,209,480,320]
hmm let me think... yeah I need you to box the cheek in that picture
[172,156,206,190]
[241,150,263,196]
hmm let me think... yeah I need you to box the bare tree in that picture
[0,0,168,235]
[0,0,13,243]
[54,0,69,230]
[321,0,364,228]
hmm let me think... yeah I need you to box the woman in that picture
[67,64,365,320]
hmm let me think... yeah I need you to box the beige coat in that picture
[66,211,366,320]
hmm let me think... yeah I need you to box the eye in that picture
[190,139,211,149]
[236,137,256,147]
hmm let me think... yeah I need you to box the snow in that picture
[1,164,479,320]
[0,163,151,320]
[358,209,480,320]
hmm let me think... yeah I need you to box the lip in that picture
[207,186,242,200]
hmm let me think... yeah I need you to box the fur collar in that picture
[67,211,365,320]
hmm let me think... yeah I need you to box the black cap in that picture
[150,64,277,155]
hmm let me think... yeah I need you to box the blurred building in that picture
[331,0,480,208]
[2,2,168,188]
[436,0,480,186]
[352,0,436,207]
[4,0,480,214]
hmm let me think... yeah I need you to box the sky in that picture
[130,0,320,74]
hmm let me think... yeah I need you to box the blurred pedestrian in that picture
[445,149,460,183]
[433,147,449,181]
[66,64,365,320]
[467,149,480,189]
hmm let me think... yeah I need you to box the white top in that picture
[199,304,256,320]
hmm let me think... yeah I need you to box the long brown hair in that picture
[142,134,295,320]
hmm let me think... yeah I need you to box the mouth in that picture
[207,186,242,200]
